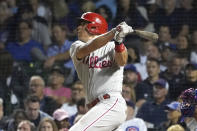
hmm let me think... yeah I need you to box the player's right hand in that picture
[114,22,134,43]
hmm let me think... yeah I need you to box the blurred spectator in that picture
[146,44,161,61]
[29,75,60,116]
[126,46,141,65]
[114,0,148,30]
[156,101,186,130]
[17,120,35,131]
[44,23,75,84]
[156,25,174,49]
[178,0,193,37]
[7,0,18,15]
[0,98,7,130]
[190,30,197,63]
[160,56,184,100]
[136,78,170,128]
[49,0,69,23]
[136,0,157,32]
[58,0,83,38]
[180,63,197,93]
[122,82,137,103]
[95,0,116,18]
[5,19,45,62]
[154,0,188,38]
[95,5,113,29]
[190,0,197,32]
[0,51,29,115]
[6,3,52,50]
[159,43,177,70]
[61,81,85,117]
[122,83,135,120]
[124,64,140,87]
[28,0,52,24]
[153,0,186,38]
[81,0,96,13]
[125,44,146,80]
[37,118,58,131]
[132,40,152,80]
[53,108,70,130]
[44,66,71,105]
[24,95,52,127]
[184,105,197,130]
[69,98,87,127]
[176,35,190,59]
[135,58,161,109]
[167,124,185,131]
[7,109,28,131]
[0,1,11,49]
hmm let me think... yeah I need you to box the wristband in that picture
[115,43,125,53]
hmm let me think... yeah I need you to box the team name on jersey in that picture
[83,56,113,68]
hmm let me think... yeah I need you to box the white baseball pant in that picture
[69,92,127,131]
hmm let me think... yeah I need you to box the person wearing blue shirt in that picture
[6,19,44,62]
[136,79,170,129]
[44,23,75,84]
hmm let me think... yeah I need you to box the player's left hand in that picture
[117,22,134,37]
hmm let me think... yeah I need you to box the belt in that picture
[87,94,110,109]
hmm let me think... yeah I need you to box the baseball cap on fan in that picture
[51,65,65,75]
[185,62,197,70]
[165,101,180,111]
[53,109,69,121]
[124,64,138,73]
[154,79,169,90]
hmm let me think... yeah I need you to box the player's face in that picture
[77,21,89,42]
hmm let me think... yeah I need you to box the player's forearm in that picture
[76,29,116,59]
[115,49,128,66]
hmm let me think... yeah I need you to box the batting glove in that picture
[114,22,134,43]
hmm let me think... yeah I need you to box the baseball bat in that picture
[133,30,159,42]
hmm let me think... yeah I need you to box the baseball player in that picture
[69,12,134,131]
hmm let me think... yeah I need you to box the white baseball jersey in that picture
[70,39,123,103]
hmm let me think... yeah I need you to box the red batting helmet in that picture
[79,12,108,35]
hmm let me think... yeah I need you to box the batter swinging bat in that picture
[133,30,159,42]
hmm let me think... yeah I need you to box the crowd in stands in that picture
[0,0,197,130]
